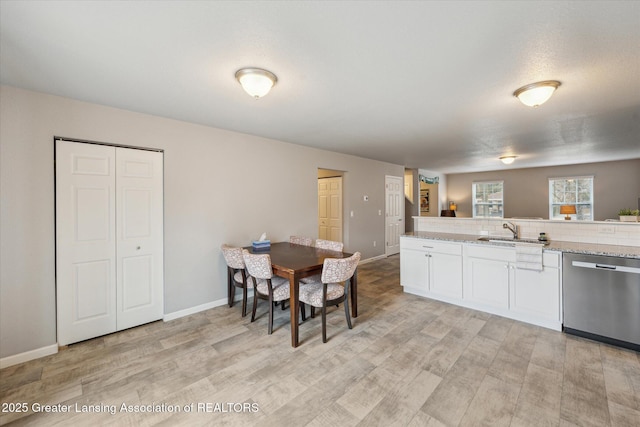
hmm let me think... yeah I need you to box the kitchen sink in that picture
[477,236,549,246]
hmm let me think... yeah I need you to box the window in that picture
[473,181,504,218]
[548,176,594,220]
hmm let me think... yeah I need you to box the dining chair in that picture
[301,239,345,284]
[299,252,361,343]
[221,244,252,317]
[289,235,313,246]
[315,239,344,251]
[242,250,291,334]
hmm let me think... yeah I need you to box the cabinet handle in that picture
[425,254,432,258]
[422,246,434,249]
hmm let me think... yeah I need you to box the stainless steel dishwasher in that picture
[563,253,640,351]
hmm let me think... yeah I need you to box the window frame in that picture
[472,180,504,218]
[548,175,594,221]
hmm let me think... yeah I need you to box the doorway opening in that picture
[317,169,344,243]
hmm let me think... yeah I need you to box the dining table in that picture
[245,241,358,347]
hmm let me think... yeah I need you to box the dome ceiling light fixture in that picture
[499,155,517,165]
[235,67,277,99]
[513,80,561,107]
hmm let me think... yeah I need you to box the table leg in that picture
[288,273,300,347]
[351,268,358,317]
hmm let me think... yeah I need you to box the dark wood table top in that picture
[245,242,350,275]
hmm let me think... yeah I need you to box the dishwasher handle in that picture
[572,260,640,274]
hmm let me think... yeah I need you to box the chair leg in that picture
[241,285,248,317]
[310,306,316,318]
[300,302,306,321]
[268,297,274,335]
[321,304,327,343]
[227,269,234,308]
[344,296,352,329]
[251,290,258,322]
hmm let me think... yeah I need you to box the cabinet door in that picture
[465,257,509,309]
[510,267,560,321]
[430,253,463,298]
[400,249,429,293]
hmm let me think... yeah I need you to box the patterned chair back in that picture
[315,239,344,252]
[289,236,313,246]
[321,252,361,284]
[221,244,245,269]
[242,250,274,280]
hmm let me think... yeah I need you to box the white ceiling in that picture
[1,1,639,173]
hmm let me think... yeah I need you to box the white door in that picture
[385,176,404,255]
[116,148,164,330]
[56,141,117,345]
[318,177,342,242]
[57,141,163,345]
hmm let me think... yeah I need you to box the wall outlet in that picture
[350,210,354,218]
[378,209,382,215]
[598,225,615,234]
[373,241,377,247]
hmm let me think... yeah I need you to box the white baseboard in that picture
[163,291,254,322]
[360,254,387,264]
[0,344,58,369]
[1,293,256,368]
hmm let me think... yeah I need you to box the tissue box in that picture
[252,240,271,251]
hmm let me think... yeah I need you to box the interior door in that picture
[318,177,343,242]
[115,148,164,330]
[56,141,117,345]
[385,175,404,255]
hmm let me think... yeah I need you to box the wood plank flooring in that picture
[1,255,639,426]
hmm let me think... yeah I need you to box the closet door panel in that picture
[56,141,117,346]
[116,148,164,330]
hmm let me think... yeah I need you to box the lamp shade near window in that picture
[560,205,577,220]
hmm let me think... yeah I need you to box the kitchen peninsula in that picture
[401,217,640,336]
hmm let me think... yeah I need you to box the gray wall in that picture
[0,85,403,359]
[446,159,640,220]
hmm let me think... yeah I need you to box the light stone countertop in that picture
[403,231,640,259]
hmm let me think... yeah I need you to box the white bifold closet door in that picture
[56,140,163,346]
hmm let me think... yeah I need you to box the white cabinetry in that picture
[464,244,561,330]
[400,237,462,302]
[510,255,561,324]
[464,254,510,309]
[401,235,562,331]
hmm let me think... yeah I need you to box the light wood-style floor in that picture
[1,255,639,426]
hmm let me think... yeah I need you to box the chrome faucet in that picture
[503,221,519,239]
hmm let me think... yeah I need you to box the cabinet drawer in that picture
[401,237,462,255]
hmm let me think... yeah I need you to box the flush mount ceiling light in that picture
[499,155,517,165]
[513,80,561,107]
[235,68,277,99]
